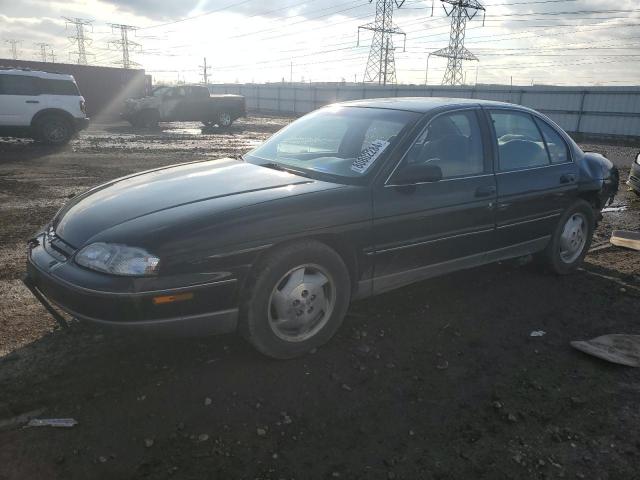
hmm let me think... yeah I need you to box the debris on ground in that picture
[530,330,546,337]
[0,408,45,431]
[26,418,77,428]
[610,230,640,251]
[602,205,628,213]
[1,121,639,479]
[571,334,640,367]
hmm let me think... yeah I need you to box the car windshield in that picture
[245,106,420,181]
[152,87,170,97]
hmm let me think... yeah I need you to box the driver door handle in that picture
[475,185,496,197]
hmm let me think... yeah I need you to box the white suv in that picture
[0,68,89,145]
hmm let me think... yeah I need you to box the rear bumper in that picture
[628,162,640,193]
[24,234,239,336]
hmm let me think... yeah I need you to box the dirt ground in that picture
[0,116,639,480]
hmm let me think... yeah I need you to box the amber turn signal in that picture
[152,292,194,305]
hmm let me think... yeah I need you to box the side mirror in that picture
[636,151,640,165]
[392,163,443,185]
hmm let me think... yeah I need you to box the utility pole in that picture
[49,50,57,63]
[200,57,210,84]
[5,39,21,60]
[36,43,50,62]
[108,23,139,68]
[64,17,93,65]
[430,0,485,86]
[290,60,293,84]
[358,0,407,85]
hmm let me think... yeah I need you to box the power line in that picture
[64,17,93,65]
[358,0,408,85]
[108,23,140,68]
[140,0,256,30]
[4,39,21,60]
[200,57,211,84]
[35,42,50,62]
[431,0,486,85]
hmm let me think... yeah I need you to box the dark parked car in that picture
[628,151,640,196]
[122,85,245,128]
[24,98,618,358]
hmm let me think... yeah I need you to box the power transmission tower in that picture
[108,23,140,68]
[5,39,21,60]
[36,43,50,62]
[431,0,485,86]
[200,57,210,84]
[358,0,407,85]
[64,17,93,65]
[49,50,57,63]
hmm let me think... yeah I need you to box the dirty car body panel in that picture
[24,98,618,335]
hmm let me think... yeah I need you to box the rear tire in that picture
[240,241,351,359]
[34,114,73,145]
[544,199,595,275]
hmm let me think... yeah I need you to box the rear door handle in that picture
[560,174,576,184]
[25,100,40,104]
[475,185,496,197]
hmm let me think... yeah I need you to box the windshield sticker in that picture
[351,139,390,174]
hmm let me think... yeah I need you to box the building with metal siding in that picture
[210,83,640,141]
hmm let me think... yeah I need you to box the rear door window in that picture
[0,74,40,95]
[535,118,571,164]
[40,79,80,96]
[489,110,549,171]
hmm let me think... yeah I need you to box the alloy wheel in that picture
[267,264,336,342]
[559,213,587,264]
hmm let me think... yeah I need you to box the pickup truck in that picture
[123,85,246,128]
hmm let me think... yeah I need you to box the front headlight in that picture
[75,243,160,276]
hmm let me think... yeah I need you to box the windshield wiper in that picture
[260,162,314,179]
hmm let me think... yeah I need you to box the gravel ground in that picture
[0,116,639,480]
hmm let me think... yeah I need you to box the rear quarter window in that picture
[40,79,80,96]
[535,118,571,164]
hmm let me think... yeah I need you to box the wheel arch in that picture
[31,108,75,128]
[242,234,360,296]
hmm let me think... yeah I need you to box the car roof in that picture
[0,68,76,81]
[333,96,528,114]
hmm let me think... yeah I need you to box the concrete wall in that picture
[0,59,146,120]
[209,83,640,141]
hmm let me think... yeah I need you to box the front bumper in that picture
[628,161,640,193]
[24,234,239,336]
[74,117,90,131]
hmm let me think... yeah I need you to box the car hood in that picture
[53,158,328,247]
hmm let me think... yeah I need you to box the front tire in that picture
[34,114,73,145]
[240,241,351,359]
[544,199,595,274]
[218,111,232,128]
[131,110,159,129]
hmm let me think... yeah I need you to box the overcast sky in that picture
[1,0,639,86]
